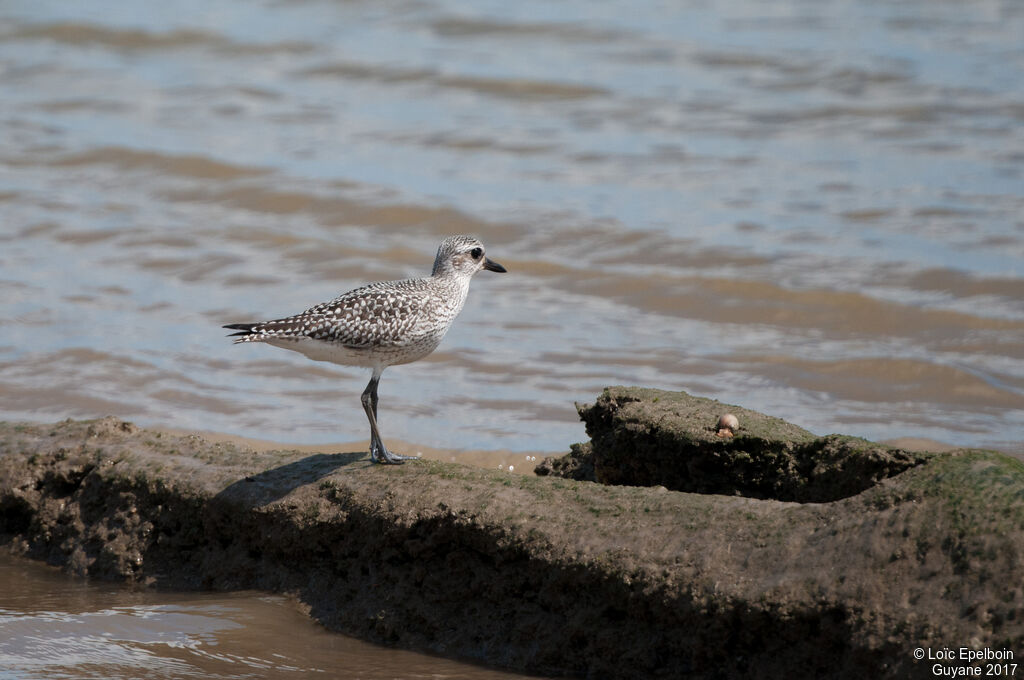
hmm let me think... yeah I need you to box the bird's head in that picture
[432,235,507,278]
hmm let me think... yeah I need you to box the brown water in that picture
[1,1,1023,674]
[2,2,1023,456]
[0,553,545,680]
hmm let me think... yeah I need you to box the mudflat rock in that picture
[1,407,1022,679]
[539,386,930,502]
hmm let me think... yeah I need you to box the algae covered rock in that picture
[533,441,594,481]
[543,386,928,502]
[2,413,1023,679]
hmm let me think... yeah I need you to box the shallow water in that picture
[1,0,1022,458]
[0,553,543,680]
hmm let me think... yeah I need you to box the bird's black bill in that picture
[483,258,507,273]
[223,322,257,337]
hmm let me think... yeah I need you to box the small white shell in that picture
[717,413,739,433]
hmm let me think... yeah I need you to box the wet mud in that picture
[537,386,929,502]
[1,401,1022,679]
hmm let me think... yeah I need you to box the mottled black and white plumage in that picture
[225,235,506,464]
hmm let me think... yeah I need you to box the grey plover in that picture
[224,235,506,464]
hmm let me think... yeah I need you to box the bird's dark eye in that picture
[470,247,483,260]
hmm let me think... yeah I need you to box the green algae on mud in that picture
[1,407,1022,679]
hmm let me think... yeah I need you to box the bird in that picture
[223,235,507,464]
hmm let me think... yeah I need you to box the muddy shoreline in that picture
[1,389,1022,679]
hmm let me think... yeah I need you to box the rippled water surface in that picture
[1,0,1023,455]
[0,554,540,679]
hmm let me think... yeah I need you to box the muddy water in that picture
[0,553,544,680]
[2,3,1023,459]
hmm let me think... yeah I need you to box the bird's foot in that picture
[370,441,420,465]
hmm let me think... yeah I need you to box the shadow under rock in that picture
[216,452,366,506]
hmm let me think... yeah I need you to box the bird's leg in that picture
[360,374,385,462]
[369,379,379,420]
[360,372,418,464]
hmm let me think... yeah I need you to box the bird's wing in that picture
[253,280,431,349]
